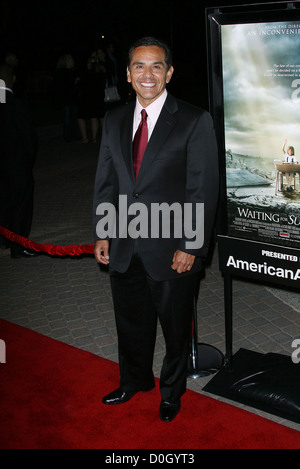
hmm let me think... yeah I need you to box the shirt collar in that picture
[133,89,168,137]
[135,89,167,119]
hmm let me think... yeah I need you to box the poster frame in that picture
[206,2,300,364]
[206,1,300,288]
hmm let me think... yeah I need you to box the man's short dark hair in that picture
[128,36,172,70]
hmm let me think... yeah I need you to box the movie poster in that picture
[221,21,300,248]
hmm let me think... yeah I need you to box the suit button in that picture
[133,192,139,198]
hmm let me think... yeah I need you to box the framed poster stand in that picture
[204,2,300,423]
[219,236,300,367]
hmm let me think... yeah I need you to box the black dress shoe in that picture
[0,239,9,250]
[11,248,39,259]
[159,399,181,422]
[103,385,154,405]
[102,388,138,405]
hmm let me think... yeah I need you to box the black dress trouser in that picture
[109,252,199,403]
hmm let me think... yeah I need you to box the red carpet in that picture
[0,319,300,449]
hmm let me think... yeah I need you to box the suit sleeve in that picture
[93,113,118,241]
[178,110,219,258]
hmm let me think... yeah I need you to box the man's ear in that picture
[126,67,131,83]
[166,66,174,84]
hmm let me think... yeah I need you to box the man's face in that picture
[127,45,174,108]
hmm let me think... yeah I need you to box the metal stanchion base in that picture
[187,343,224,379]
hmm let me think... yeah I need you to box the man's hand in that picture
[171,250,195,274]
[94,240,110,265]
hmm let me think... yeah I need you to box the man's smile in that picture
[140,82,156,87]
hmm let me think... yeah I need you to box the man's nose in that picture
[143,66,153,77]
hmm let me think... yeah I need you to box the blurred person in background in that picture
[53,54,79,142]
[0,63,37,258]
[77,49,106,143]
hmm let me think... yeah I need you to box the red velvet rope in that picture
[0,226,94,256]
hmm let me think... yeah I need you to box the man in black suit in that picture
[93,37,218,421]
[0,63,37,257]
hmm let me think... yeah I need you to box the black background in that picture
[0,0,259,110]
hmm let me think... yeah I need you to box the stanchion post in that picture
[187,296,224,379]
[190,298,199,373]
[223,272,233,369]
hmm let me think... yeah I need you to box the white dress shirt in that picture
[132,89,168,141]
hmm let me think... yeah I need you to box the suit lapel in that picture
[120,102,135,182]
[121,95,178,185]
[136,94,178,183]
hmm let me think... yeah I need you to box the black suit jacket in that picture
[93,93,219,281]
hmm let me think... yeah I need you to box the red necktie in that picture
[133,109,148,179]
